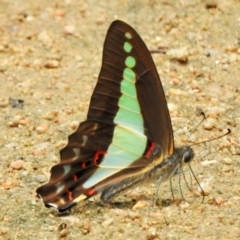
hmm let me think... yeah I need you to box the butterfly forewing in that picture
[89,21,174,152]
[36,20,175,212]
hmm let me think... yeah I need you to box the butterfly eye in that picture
[183,148,194,163]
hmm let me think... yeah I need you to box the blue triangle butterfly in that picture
[36,20,194,212]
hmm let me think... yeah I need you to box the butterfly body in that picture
[36,20,194,212]
[100,146,194,203]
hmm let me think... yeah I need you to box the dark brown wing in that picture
[36,20,174,212]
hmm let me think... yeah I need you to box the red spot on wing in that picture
[86,188,95,197]
[66,189,73,200]
[93,151,106,164]
[145,142,156,158]
[81,161,86,168]
[73,174,78,181]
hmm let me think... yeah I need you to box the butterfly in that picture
[36,20,194,212]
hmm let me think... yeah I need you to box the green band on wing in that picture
[118,93,140,113]
[83,32,147,189]
[114,107,143,133]
[124,42,132,53]
[125,32,132,39]
[83,125,146,188]
[125,56,136,68]
[120,80,137,97]
[123,68,135,83]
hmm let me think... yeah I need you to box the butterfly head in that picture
[181,146,194,164]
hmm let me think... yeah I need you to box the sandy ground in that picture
[0,0,240,239]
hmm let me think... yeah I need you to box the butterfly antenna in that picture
[189,128,231,147]
[186,107,206,142]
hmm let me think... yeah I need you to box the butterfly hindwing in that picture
[36,20,174,211]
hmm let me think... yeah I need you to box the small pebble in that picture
[55,140,67,149]
[148,211,163,219]
[8,116,29,127]
[221,165,234,173]
[207,106,225,117]
[35,124,48,134]
[75,55,82,62]
[179,201,190,209]
[201,160,217,166]
[45,92,54,100]
[203,118,215,130]
[26,15,34,22]
[58,223,67,231]
[168,88,188,96]
[0,227,9,236]
[43,111,58,120]
[59,229,68,238]
[69,121,80,130]
[44,60,60,69]
[9,98,24,109]
[205,0,217,9]
[35,175,46,183]
[198,182,212,196]
[38,31,52,46]
[32,59,43,69]
[48,225,55,231]
[10,160,24,170]
[96,16,105,25]
[167,47,189,63]
[167,102,177,113]
[219,139,231,148]
[222,158,232,165]
[228,53,238,63]
[224,45,238,52]
[132,200,148,210]
[101,218,114,227]
[172,78,179,85]
[64,25,76,35]
[146,227,157,240]
[32,142,52,155]
[55,81,69,90]
[54,9,65,17]
[215,197,225,205]
[0,44,5,52]
[0,97,9,107]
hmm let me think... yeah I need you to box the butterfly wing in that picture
[36,20,174,212]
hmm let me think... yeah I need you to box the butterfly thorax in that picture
[149,146,194,183]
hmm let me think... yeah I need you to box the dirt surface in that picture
[0,0,240,239]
